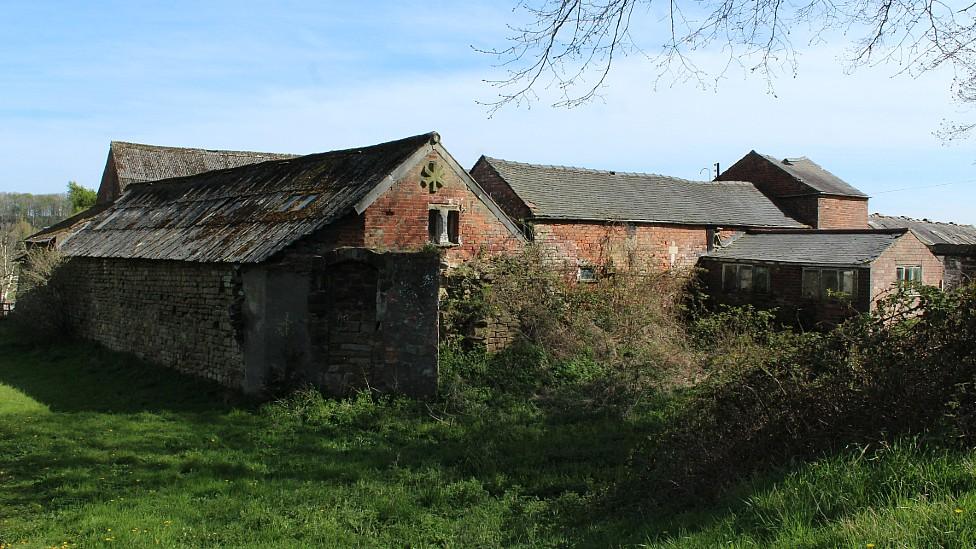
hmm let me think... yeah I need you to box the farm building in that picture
[869,214,976,289]
[717,151,870,229]
[26,141,296,248]
[470,156,804,278]
[26,132,524,396]
[698,228,943,326]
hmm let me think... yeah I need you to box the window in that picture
[896,265,922,289]
[722,263,769,293]
[427,205,460,245]
[802,267,857,300]
[578,266,597,282]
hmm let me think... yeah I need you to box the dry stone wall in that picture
[52,257,246,387]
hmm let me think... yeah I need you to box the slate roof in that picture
[868,214,976,248]
[759,153,868,198]
[109,141,298,189]
[60,133,439,264]
[705,229,907,266]
[479,157,805,228]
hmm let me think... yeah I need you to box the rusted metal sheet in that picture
[61,133,437,264]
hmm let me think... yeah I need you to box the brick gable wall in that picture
[870,232,944,305]
[717,152,819,227]
[469,158,532,221]
[363,150,523,264]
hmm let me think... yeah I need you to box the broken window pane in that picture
[754,266,770,293]
[739,265,753,291]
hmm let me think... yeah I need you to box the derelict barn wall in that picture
[49,257,246,386]
[940,253,976,289]
[699,258,872,327]
[243,249,441,398]
[532,221,740,273]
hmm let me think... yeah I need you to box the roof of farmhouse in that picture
[705,229,909,266]
[478,156,806,228]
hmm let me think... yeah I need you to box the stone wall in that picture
[245,248,441,397]
[50,257,247,386]
[942,253,976,289]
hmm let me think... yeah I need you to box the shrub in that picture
[440,245,702,414]
[10,247,69,342]
[634,282,976,506]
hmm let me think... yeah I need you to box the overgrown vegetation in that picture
[10,247,68,342]
[3,245,976,545]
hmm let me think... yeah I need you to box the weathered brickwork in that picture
[718,153,869,229]
[363,150,523,265]
[817,197,869,229]
[54,257,246,386]
[870,232,944,305]
[533,221,740,273]
[469,158,533,221]
[942,254,976,289]
[700,258,872,327]
[718,154,820,227]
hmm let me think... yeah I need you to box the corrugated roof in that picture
[759,154,868,198]
[60,133,438,264]
[705,229,906,266]
[480,157,805,228]
[110,141,298,189]
[868,214,976,246]
[24,203,113,243]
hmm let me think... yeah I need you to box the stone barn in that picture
[39,132,525,396]
[27,140,296,248]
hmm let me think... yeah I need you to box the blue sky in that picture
[1,0,974,224]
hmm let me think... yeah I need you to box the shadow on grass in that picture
[0,329,244,414]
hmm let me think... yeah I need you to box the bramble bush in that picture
[635,282,976,505]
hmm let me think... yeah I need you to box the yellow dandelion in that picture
[956,508,964,514]
[866,544,875,548]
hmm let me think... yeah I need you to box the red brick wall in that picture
[533,221,740,272]
[870,232,944,306]
[699,258,872,327]
[717,152,818,227]
[362,150,523,264]
[469,157,532,221]
[818,197,869,229]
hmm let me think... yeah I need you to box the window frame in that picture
[721,262,770,294]
[427,204,461,246]
[896,265,922,290]
[802,267,858,301]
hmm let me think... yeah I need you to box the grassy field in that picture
[2,332,976,547]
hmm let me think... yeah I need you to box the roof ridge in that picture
[111,140,298,158]
[870,213,976,228]
[485,156,750,184]
[123,132,439,191]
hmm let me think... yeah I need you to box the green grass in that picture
[2,331,976,547]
